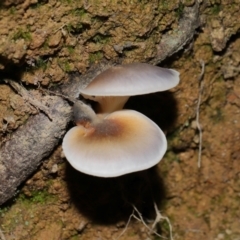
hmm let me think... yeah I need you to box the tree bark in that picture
[0,2,200,205]
[0,96,71,205]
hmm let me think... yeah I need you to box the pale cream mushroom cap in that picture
[80,63,180,113]
[62,110,167,177]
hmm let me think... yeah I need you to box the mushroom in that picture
[80,63,180,113]
[62,101,167,177]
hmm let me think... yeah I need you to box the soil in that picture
[1,0,240,240]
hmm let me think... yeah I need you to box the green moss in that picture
[26,57,48,72]
[159,0,169,10]
[66,22,83,34]
[92,34,110,44]
[9,6,16,14]
[211,4,221,15]
[89,51,103,63]
[58,59,73,72]
[165,151,180,163]
[166,127,181,147]
[128,231,137,237]
[60,0,72,4]
[70,235,81,240]
[31,191,48,203]
[12,28,32,41]
[175,2,184,19]
[35,57,48,71]
[72,8,87,17]
[67,46,75,54]
[0,206,10,217]
[66,23,74,33]
[42,40,50,50]
[159,217,173,239]
[19,190,55,205]
[0,189,56,234]
[63,62,71,72]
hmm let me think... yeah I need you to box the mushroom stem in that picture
[73,101,97,126]
[81,94,129,113]
[96,96,129,113]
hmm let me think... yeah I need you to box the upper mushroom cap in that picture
[80,63,180,97]
[62,110,167,177]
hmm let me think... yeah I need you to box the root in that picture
[196,60,205,168]
[151,202,174,240]
[116,202,174,240]
[115,210,135,240]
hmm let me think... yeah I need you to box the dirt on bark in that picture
[0,0,240,240]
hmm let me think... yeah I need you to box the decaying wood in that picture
[0,96,71,205]
[151,2,200,65]
[4,79,54,120]
[0,2,200,206]
[61,2,200,99]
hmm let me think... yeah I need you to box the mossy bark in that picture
[0,96,71,205]
[0,2,199,205]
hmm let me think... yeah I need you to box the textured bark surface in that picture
[151,2,200,65]
[62,2,200,98]
[0,96,71,205]
[0,2,200,206]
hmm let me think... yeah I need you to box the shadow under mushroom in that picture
[65,90,178,224]
[125,91,178,132]
[65,164,166,224]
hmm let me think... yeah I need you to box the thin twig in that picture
[114,210,135,240]
[38,87,76,104]
[132,205,165,239]
[116,204,173,240]
[53,24,67,34]
[152,202,174,240]
[196,60,205,168]
[132,204,170,239]
[4,79,53,120]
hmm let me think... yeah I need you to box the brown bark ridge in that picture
[0,2,200,206]
[0,96,71,205]
[151,2,200,65]
[61,2,200,99]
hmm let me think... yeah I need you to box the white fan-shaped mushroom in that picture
[80,63,180,113]
[62,103,167,177]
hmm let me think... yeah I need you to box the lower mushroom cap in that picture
[62,110,167,177]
